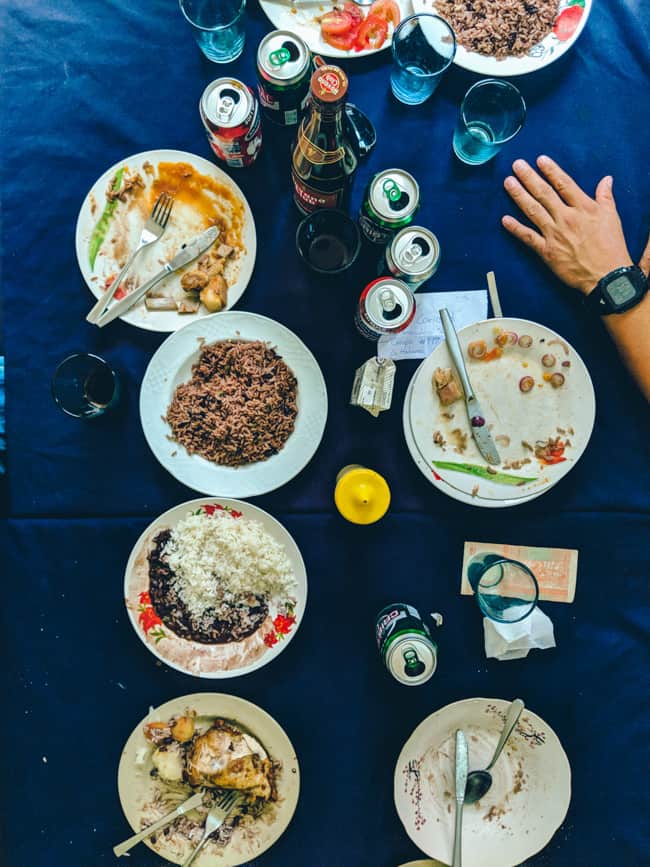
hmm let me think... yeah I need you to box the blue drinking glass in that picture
[467,552,539,623]
[391,14,456,106]
[179,0,246,64]
[453,79,526,165]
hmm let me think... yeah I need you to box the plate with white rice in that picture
[124,498,307,678]
[412,0,592,75]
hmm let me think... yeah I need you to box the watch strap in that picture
[586,264,648,315]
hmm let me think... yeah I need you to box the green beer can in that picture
[359,168,420,245]
[256,31,312,127]
[376,603,442,686]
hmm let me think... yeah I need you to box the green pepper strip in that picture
[432,460,538,486]
[88,166,125,271]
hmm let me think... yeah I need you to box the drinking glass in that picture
[51,353,120,419]
[179,0,246,63]
[391,14,456,106]
[296,210,361,275]
[467,552,539,623]
[453,79,526,165]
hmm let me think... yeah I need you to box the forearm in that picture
[601,292,650,401]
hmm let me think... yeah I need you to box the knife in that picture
[452,729,469,867]
[94,226,219,327]
[440,309,501,466]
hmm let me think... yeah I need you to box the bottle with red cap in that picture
[291,64,358,215]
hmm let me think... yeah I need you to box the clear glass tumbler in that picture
[453,79,526,165]
[51,353,120,419]
[179,0,246,64]
[391,14,456,106]
[467,552,539,623]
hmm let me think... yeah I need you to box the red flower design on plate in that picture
[202,504,243,518]
[273,613,296,635]
[139,606,162,633]
[263,632,279,648]
[553,3,584,41]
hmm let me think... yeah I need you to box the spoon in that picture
[464,698,525,805]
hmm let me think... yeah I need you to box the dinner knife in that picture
[113,790,204,857]
[95,226,219,327]
[439,308,501,466]
[452,729,469,867]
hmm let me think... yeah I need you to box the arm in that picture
[501,155,650,400]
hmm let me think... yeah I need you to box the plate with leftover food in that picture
[394,698,571,867]
[406,318,595,506]
[75,149,256,331]
[118,692,299,866]
[412,0,591,75]
[124,497,307,678]
[259,0,408,58]
[140,311,328,497]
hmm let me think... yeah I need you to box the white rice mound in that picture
[163,510,295,617]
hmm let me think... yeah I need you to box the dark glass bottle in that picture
[291,65,358,214]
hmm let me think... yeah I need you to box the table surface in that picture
[2,1,649,866]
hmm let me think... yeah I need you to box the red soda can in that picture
[355,277,416,341]
[200,78,263,168]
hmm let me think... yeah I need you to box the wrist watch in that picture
[586,264,648,315]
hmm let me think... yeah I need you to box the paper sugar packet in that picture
[461,541,577,603]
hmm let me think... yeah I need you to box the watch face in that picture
[606,275,637,306]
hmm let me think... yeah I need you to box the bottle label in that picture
[359,212,393,245]
[292,170,343,212]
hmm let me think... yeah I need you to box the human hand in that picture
[501,155,639,295]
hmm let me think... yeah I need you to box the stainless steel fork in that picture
[181,790,241,867]
[86,191,174,324]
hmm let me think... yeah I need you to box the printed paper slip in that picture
[461,541,577,603]
[378,290,488,361]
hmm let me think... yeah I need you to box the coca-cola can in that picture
[354,277,416,340]
[200,78,263,168]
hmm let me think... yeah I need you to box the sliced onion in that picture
[468,339,487,359]
[542,353,556,368]
[548,337,569,355]
[518,335,533,348]
[496,331,518,347]
[519,376,535,393]
[550,372,565,388]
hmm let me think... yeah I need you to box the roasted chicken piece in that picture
[200,275,228,313]
[181,270,208,291]
[432,367,463,406]
[186,720,274,800]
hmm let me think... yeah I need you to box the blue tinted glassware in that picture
[391,14,456,106]
[51,354,120,419]
[453,79,526,165]
[179,0,246,64]
[467,552,539,623]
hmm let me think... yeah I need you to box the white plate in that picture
[124,497,307,678]
[140,311,328,497]
[412,0,592,75]
[75,149,256,332]
[402,358,546,508]
[259,0,413,59]
[394,698,571,867]
[407,317,595,505]
[118,693,300,866]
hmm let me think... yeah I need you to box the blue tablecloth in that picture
[2,2,649,865]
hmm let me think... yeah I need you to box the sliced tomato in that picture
[322,28,358,50]
[368,0,401,27]
[320,10,353,35]
[343,1,365,26]
[354,13,388,51]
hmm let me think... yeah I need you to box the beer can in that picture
[355,277,416,340]
[376,603,441,686]
[385,226,440,291]
[200,78,263,168]
[359,168,420,245]
[256,31,312,126]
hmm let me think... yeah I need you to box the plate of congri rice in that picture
[412,0,592,75]
[124,498,307,677]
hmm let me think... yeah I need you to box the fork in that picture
[181,790,241,867]
[86,191,174,324]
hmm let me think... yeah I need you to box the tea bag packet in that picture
[483,607,556,661]
[350,356,396,417]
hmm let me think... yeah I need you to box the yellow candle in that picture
[334,464,391,525]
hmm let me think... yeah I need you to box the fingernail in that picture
[513,159,527,171]
[504,176,516,189]
[537,154,550,165]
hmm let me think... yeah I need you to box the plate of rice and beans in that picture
[412,0,592,75]
[118,693,299,865]
[75,149,256,332]
[124,498,307,677]
[139,311,328,497]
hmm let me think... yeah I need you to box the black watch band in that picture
[586,264,648,315]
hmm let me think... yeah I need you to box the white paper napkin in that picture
[483,606,556,660]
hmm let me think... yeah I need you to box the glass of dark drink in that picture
[51,353,120,419]
[295,209,361,275]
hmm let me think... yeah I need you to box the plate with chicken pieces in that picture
[117,693,299,866]
[75,149,256,332]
